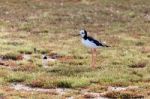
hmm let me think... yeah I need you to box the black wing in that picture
[87,36,103,46]
[87,36,110,47]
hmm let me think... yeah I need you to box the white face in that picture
[79,30,86,37]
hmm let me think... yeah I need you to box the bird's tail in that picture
[101,41,110,47]
[103,45,111,47]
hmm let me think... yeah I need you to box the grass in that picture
[0,0,150,98]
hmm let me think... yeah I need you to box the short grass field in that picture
[0,0,150,98]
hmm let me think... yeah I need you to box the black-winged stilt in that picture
[79,29,110,68]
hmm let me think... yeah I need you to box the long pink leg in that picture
[91,49,94,67]
[93,48,96,68]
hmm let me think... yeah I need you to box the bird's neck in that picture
[83,35,87,40]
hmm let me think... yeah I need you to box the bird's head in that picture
[79,29,87,38]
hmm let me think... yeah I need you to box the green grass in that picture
[0,0,150,98]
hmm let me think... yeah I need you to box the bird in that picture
[79,29,110,68]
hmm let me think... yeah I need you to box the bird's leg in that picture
[91,48,96,68]
[91,48,94,68]
[93,48,96,68]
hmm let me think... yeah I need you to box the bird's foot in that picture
[91,64,96,69]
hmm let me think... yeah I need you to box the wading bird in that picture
[79,30,110,68]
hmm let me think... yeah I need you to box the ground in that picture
[0,0,150,98]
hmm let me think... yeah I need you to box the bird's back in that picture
[82,36,110,48]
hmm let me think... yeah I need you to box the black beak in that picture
[76,34,80,36]
[72,34,80,37]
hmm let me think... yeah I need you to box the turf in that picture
[0,0,150,98]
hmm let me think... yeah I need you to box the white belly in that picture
[81,39,100,48]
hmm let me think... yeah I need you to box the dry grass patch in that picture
[129,61,147,68]
[103,89,146,99]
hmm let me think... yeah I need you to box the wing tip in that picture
[102,44,111,47]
